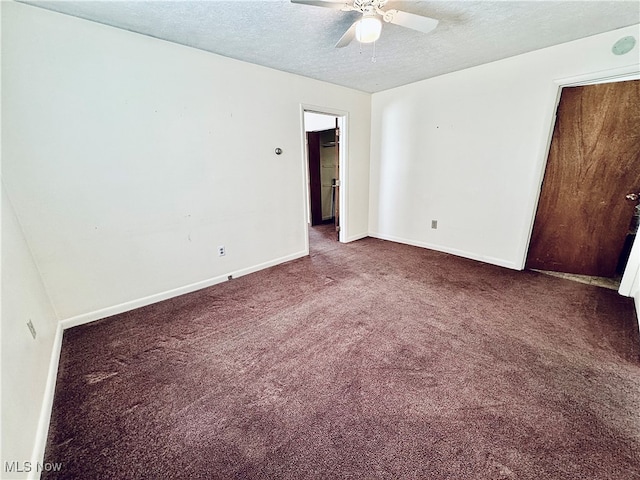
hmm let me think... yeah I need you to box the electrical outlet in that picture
[218,245,225,257]
[27,320,36,339]
[431,220,438,229]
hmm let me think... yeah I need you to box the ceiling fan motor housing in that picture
[292,0,440,48]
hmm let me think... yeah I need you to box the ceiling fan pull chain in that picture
[371,40,377,63]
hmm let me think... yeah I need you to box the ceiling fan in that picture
[291,0,439,48]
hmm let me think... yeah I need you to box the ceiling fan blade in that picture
[384,9,439,34]
[335,21,357,48]
[291,0,352,10]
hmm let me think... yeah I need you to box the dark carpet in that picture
[43,225,640,479]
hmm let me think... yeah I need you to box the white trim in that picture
[619,233,640,297]
[554,64,640,87]
[299,106,312,255]
[231,250,307,279]
[515,83,562,270]
[344,232,369,243]
[60,249,307,329]
[301,104,349,243]
[29,323,63,480]
[519,64,640,270]
[369,231,519,270]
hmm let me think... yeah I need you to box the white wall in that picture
[1,184,59,479]
[619,233,640,330]
[2,2,370,323]
[369,24,640,269]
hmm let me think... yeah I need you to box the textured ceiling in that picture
[20,1,640,93]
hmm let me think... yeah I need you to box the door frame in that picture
[300,104,349,250]
[520,66,640,289]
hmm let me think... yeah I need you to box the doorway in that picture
[303,110,345,245]
[526,79,640,282]
[307,128,339,227]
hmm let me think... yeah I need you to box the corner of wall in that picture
[1,181,61,478]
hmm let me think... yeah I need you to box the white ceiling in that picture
[20,1,640,93]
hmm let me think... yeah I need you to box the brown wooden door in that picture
[526,80,640,277]
[307,131,323,226]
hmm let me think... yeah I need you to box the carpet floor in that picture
[43,225,640,479]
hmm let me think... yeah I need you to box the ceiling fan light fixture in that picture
[355,16,382,43]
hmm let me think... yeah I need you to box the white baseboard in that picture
[344,232,369,243]
[29,322,63,480]
[60,250,308,330]
[368,231,519,270]
[229,250,308,280]
[60,275,230,330]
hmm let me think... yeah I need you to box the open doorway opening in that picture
[302,109,346,249]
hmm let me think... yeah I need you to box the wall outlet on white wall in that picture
[218,246,226,256]
[431,220,438,229]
